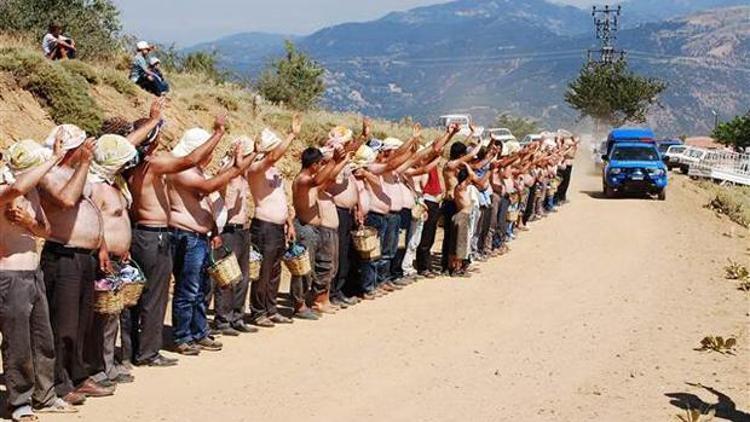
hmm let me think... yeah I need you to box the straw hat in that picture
[258,128,283,154]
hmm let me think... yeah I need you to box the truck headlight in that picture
[647,169,665,177]
[609,168,622,175]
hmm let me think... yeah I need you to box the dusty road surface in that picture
[47,155,749,422]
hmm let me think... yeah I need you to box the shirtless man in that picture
[291,146,350,319]
[213,136,259,336]
[326,121,370,308]
[450,165,474,276]
[247,115,302,328]
[125,115,227,365]
[440,135,481,273]
[167,122,252,354]
[87,134,140,386]
[38,127,115,400]
[0,138,81,419]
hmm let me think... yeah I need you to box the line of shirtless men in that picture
[0,98,576,421]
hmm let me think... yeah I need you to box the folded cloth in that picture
[367,138,384,152]
[326,126,353,150]
[0,164,15,185]
[284,243,307,259]
[6,139,52,173]
[44,124,86,151]
[172,128,211,158]
[89,134,137,206]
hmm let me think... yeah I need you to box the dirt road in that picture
[48,155,749,421]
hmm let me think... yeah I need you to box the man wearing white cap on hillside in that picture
[246,115,302,328]
[124,114,227,366]
[166,119,255,355]
[130,41,165,96]
[37,125,116,401]
[0,137,84,420]
[212,136,260,336]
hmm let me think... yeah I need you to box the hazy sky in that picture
[111,0,596,46]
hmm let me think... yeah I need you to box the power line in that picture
[587,5,626,66]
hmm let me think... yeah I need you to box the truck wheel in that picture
[604,186,615,198]
[658,190,666,201]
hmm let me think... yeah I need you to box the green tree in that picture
[565,61,666,128]
[256,41,325,111]
[712,112,750,152]
[494,113,539,140]
[0,0,122,58]
[181,51,228,83]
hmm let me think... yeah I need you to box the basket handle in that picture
[210,245,233,265]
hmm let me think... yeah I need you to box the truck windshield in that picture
[611,146,659,161]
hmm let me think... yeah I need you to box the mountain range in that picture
[187,0,750,136]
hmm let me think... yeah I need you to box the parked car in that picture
[656,139,683,156]
[602,142,668,200]
[521,134,542,146]
[663,145,688,170]
[438,113,484,139]
[487,128,519,154]
[675,146,712,174]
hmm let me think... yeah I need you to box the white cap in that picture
[149,57,161,65]
[136,41,152,51]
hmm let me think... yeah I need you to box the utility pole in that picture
[587,5,626,66]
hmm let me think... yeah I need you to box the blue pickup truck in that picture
[602,128,668,200]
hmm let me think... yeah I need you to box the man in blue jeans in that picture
[166,125,254,355]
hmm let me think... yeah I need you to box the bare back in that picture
[224,174,251,226]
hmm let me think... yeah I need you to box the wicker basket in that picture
[283,244,312,277]
[358,242,382,261]
[352,227,379,253]
[122,259,146,307]
[208,246,242,288]
[506,210,520,222]
[248,245,261,281]
[94,289,124,315]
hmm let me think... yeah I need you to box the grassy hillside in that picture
[0,35,440,179]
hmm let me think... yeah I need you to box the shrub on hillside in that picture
[100,69,137,96]
[0,47,103,133]
[0,0,123,59]
[257,41,325,111]
[60,59,100,84]
[181,51,227,84]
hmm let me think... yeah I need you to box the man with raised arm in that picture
[37,125,115,401]
[440,129,481,273]
[166,121,252,355]
[0,138,82,420]
[326,121,369,308]
[213,136,259,336]
[124,115,226,366]
[291,145,351,319]
[247,115,302,328]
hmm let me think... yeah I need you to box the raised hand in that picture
[80,137,96,164]
[149,97,165,120]
[214,114,227,133]
[51,132,66,160]
[362,118,372,139]
[412,123,422,139]
[4,205,33,228]
[291,113,303,136]
[448,123,460,135]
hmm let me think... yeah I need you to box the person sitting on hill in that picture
[148,57,170,94]
[42,22,76,60]
[130,41,168,96]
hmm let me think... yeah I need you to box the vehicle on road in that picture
[602,142,668,200]
[438,113,484,139]
[521,133,542,146]
[663,145,688,170]
[675,146,712,174]
[605,127,656,156]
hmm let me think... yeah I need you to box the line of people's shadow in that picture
[666,383,750,422]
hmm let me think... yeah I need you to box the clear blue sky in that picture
[111,0,594,46]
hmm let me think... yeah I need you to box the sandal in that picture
[35,398,78,414]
